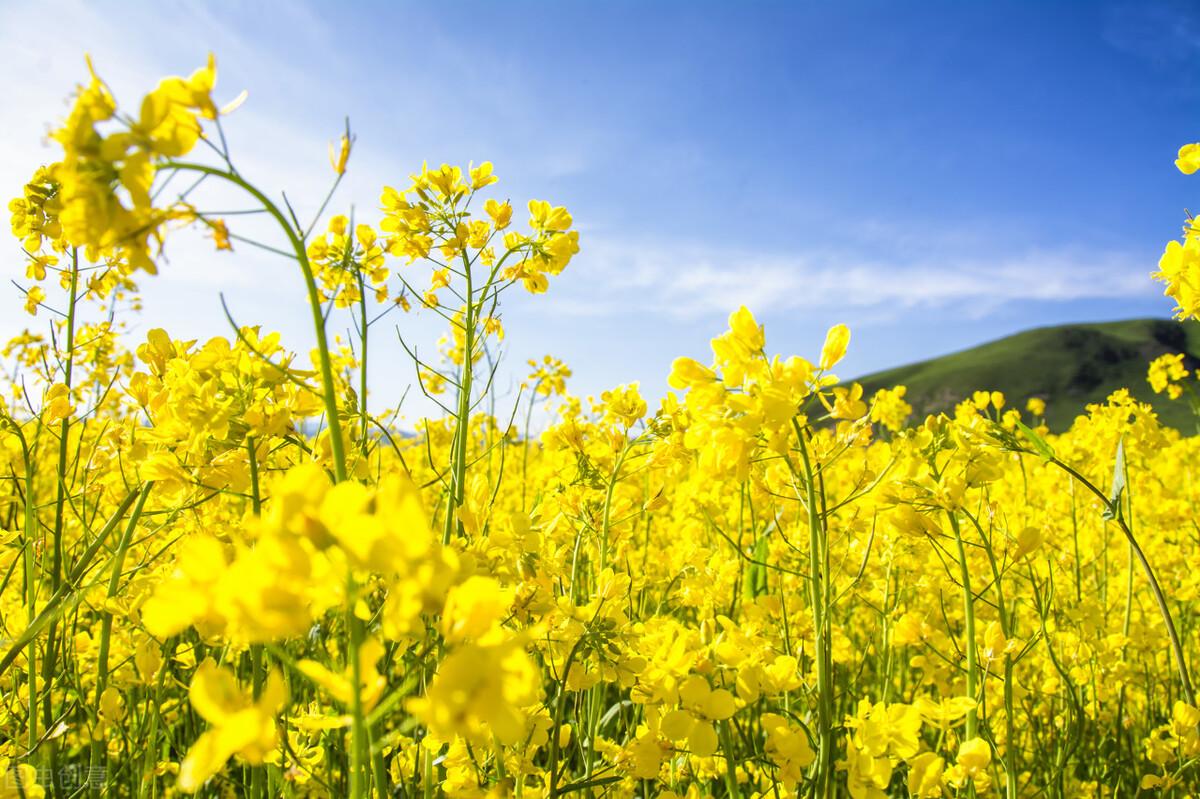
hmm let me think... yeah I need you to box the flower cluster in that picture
[3,54,1200,799]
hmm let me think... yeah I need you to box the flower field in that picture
[5,55,1200,798]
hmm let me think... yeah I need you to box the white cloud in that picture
[539,233,1158,320]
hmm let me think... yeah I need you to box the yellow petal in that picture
[819,324,850,370]
[688,722,719,757]
[178,728,236,792]
[678,674,711,708]
[661,709,695,741]
[189,659,247,724]
[706,688,737,720]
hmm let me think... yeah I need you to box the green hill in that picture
[853,318,1200,432]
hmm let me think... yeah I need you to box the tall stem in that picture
[946,510,979,739]
[965,509,1015,797]
[50,250,78,591]
[443,254,476,545]
[22,436,38,755]
[793,421,832,798]
[1050,458,1196,706]
[356,271,370,463]
[164,161,348,483]
[90,482,154,799]
[598,439,631,571]
[42,249,79,788]
[246,437,267,799]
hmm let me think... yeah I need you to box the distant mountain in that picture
[853,318,1200,431]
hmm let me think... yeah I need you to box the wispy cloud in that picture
[541,233,1158,320]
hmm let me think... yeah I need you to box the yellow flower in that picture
[470,161,498,190]
[441,576,511,644]
[135,637,163,683]
[1012,525,1043,559]
[955,737,991,775]
[760,712,815,789]
[528,199,572,232]
[23,285,45,315]
[907,752,945,797]
[329,133,352,175]
[819,323,850,370]
[209,218,232,251]
[660,674,738,757]
[0,760,44,799]
[417,163,464,198]
[298,637,387,712]
[409,638,539,745]
[870,385,912,432]
[1176,142,1200,175]
[668,356,718,390]
[982,620,1016,661]
[600,382,648,427]
[42,383,75,424]
[99,686,126,725]
[485,198,512,229]
[728,305,765,351]
[1148,352,1189,399]
[1155,236,1200,319]
[827,382,867,420]
[617,728,671,779]
[141,534,229,638]
[178,660,287,792]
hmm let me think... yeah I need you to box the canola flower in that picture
[1,54,1200,799]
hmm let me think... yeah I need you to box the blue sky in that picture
[2,0,1199,420]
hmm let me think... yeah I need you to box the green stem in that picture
[946,510,979,739]
[520,379,543,511]
[964,509,1017,798]
[547,638,586,799]
[1050,458,1196,707]
[163,161,348,483]
[40,252,79,789]
[719,721,742,798]
[792,421,832,799]
[22,434,38,756]
[598,439,632,570]
[356,269,371,464]
[347,576,369,798]
[138,638,176,799]
[246,437,266,799]
[90,482,154,799]
[443,253,476,545]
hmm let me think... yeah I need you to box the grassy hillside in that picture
[853,318,1200,431]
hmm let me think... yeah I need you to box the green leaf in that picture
[748,535,770,598]
[1103,437,1126,521]
[1016,420,1055,462]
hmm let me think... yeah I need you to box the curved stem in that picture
[163,161,348,483]
[1050,457,1196,707]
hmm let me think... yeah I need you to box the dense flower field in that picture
[3,55,1200,798]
